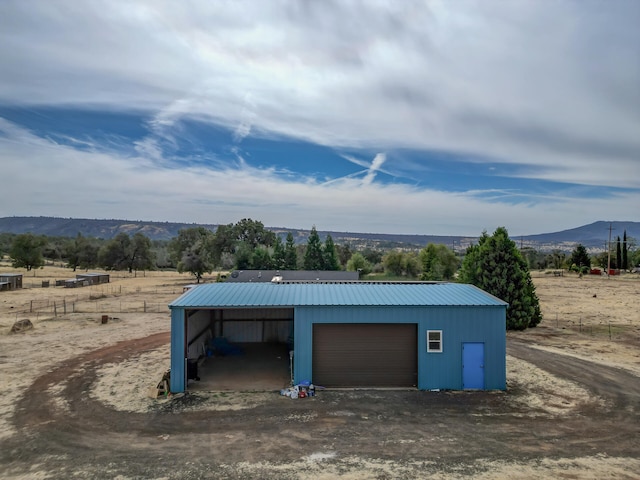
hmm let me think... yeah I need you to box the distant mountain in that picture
[0,216,637,252]
[521,221,640,252]
[0,216,217,241]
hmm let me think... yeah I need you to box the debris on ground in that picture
[280,380,319,399]
[10,318,34,333]
[148,369,171,399]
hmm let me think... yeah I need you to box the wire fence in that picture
[7,298,171,321]
[547,312,637,341]
[3,282,185,324]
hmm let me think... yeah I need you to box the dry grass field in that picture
[1,262,639,479]
[512,271,640,375]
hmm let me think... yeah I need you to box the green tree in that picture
[323,234,340,270]
[0,233,16,257]
[459,227,542,330]
[303,226,324,270]
[284,232,298,270]
[383,250,405,276]
[622,230,628,270]
[404,252,421,278]
[272,236,286,270]
[336,243,352,268]
[615,236,622,270]
[362,248,384,266]
[233,218,276,249]
[168,227,216,282]
[419,243,459,280]
[346,252,372,276]
[212,219,276,269]
[42,240,63,263]
[99,233,154,274]
[152,239,173,269]
[65,233,99,271]
[211,223,236,266]
[569,244,591,273]
[630,240,640,269]
[546,250,566,270]
[10,233,46,270]
[252,247,273,270]
[520,247,546,270]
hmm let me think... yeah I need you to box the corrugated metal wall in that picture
[223,320,292,343]
[417,306,506,390]
[171,303,506,393]
[187,310,211,359]
[170,308,186,393]
[294,305,505,390]
[221,308,293,343]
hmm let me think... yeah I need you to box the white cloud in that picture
[0,1,638,233]
[1,119,637,236]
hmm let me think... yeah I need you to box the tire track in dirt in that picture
[4,334,640,478]
[507,339,640,411]
[12,332,170,430]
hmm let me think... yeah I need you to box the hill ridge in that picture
[0,216,638,252]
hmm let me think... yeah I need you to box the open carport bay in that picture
[185,307,294,391]
[188,342,292,391]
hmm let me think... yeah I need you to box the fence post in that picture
[609,322,612,341]
[63,299,66,315]
[579,317,582,333]
[144,300,147,313]
[53,302,57,317]
[30,300,33,313]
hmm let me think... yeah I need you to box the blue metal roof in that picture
[169,282,507,308]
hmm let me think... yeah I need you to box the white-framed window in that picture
[427,330,442,352]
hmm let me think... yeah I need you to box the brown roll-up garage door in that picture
[312,323,417,387]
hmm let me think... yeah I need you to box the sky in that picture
[0,0,638,236]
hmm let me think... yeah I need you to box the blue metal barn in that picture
[168,282,507,393]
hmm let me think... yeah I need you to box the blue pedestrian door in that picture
[462,343,485,389]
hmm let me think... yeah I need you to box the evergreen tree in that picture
[616,236,622,270]
[459,227,542,330]
[251,247,273,270]
[303,226,324,270]
[233,242,254,270]
[272,236,286,270]
[622,230,628,270]
[323,234,340,270]
[569,244,591,272]
[284,232,298,270]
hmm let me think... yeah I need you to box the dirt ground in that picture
[0,265,639,479]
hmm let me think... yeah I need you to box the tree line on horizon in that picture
[2,219,639,330]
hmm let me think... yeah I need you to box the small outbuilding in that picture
[76,273,110,285]
[168,282,507,393]
[0,273,23,291]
